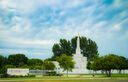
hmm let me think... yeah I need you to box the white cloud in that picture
[0,48,52,59]
[0,0,128,59]
[0,0,15,9]
[113,0,128,9]
[93,21,107,29]
[109,24,121,32]
[108,18,128,32]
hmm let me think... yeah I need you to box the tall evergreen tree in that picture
[52,43,62,60]
[52,36,98,60]
[59,39,72,56]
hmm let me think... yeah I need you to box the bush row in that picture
[0,73,35,78]
[44,71,63,76]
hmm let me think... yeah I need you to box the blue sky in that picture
[0,0,128,60]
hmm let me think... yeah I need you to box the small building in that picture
[7,68,29,76]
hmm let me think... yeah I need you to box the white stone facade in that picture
[53,34,89,74]
[72,36,89,73]
[7,68,29,76]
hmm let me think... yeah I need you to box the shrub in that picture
[1,65,16,74]
[56,74,63,76]
[0,74,35,78]
[28,74,35,77]
[14,75,23,78]
[1,73,10,78]
[44,71,63,76]
[48,71,56,76]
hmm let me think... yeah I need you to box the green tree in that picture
[52,44,62,60]
[101,54,119,77]
[126,58,128,70]
[90,54,101,71]
[45,58,52,61]
[52,36,98,60]
[87,60,91,70]
[91,54,119,77]
[56,54,75,77]
[42,60,55,70]
[19,64,29,68]
[27,59,43,66]
[70,36,77,54]
[71,37,98,60]
[0,55,7,71]
[117,56,128,74]
[8,54,28,67]
[87,39,98,60]
[60,39,72,56]
[27,59,43,70]
[1,65,16,74]
[33,65,41,70]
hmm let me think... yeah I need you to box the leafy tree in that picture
[91,54,120,77]
[19,64,29,68]
[87,39,98,60]
[87,60,91,70]
[42,60,55,70]
[126,58,128,70]
[1,65,16,74]
[45,58,52,61]
[71,36,77,54]
[59,39,72,56]
[56,54,75,77]
[71,37,98,60]
[101,54,119,77]
[71,36,88,56]
[33,65,41,70]
[8,54,28,67]
[52,44,62,60]
[0,55,7,70]
[27,59,43,70]
[90,54,101,71]
[117,56,128,74]
[27,59,43,66]
[52,36,98,60]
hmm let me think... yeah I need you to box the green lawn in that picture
[0,74,128,81]
[0,77,128,82]
[77,74,128,77]
[0,76,128,80]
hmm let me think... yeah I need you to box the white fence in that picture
[29,70,52,74]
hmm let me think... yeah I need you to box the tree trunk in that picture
[67,70,68,77]
[93,71,95,77]
[106,70,111,77]
[108,70,111,77]
[105,70,107,76]
[101,70,104,74]
[119,69,121,74]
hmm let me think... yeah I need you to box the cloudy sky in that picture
[0,0,128,60]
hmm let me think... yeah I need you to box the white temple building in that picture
[53,33,89,74]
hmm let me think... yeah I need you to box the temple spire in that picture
[75,32,81,55]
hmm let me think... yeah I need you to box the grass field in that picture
[0,74,128,82]
[79,74,128,77]
[0,77,128,82]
